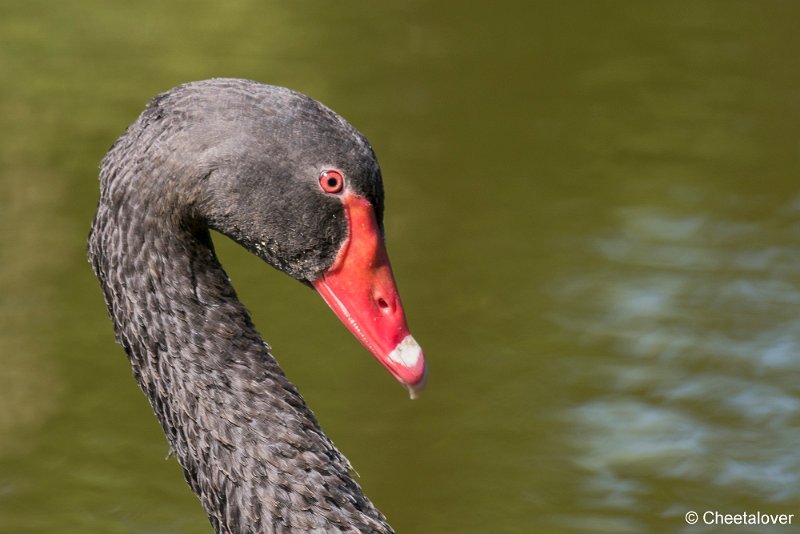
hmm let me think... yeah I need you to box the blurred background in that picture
[2,1,799,532]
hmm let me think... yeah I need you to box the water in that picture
[1,1,799,532]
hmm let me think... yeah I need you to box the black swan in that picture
[88,78,427,533]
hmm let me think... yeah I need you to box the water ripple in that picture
[552,195,800,526]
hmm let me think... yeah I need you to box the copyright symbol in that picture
[685,511,698,524]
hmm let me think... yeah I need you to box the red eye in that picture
[319,170,344,194]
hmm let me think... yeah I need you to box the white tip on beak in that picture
[388,335,423,367]
[387,335,427,399]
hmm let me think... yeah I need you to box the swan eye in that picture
[319,170,344,194]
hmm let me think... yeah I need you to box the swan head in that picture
[125,78,427,396]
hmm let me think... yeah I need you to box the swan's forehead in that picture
[163,81,385,221]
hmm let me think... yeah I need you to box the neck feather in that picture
[88,202,393,533]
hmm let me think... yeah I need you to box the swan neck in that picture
[88,206,393,533]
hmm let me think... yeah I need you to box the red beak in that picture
[312,193,427,398]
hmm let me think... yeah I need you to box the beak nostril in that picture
[377,297,389,310]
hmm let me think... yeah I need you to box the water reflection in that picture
[553,193,800,530]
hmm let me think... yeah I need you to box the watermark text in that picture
[685,510,794,526]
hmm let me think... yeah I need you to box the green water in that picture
[2,1,799,532]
